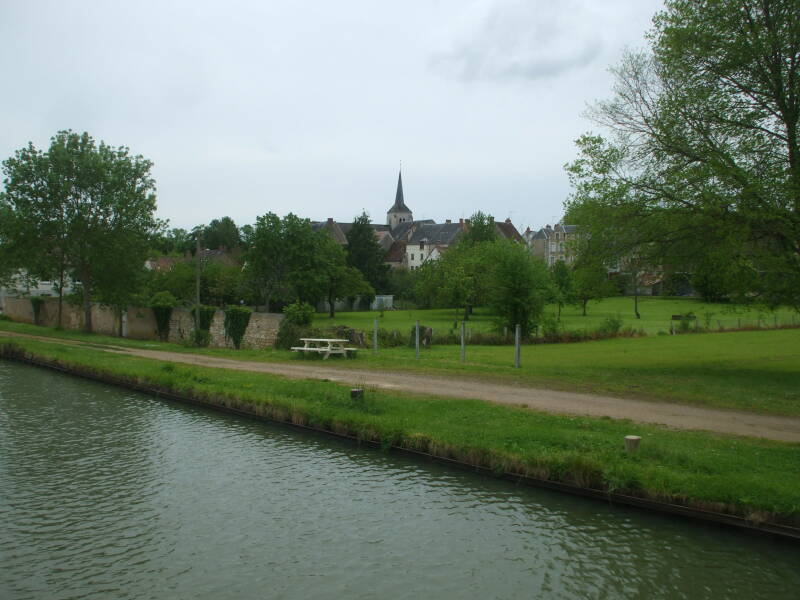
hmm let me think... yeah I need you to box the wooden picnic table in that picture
[291,338,358,360]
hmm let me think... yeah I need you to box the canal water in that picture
[1,361,798,600]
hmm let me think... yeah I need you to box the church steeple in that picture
[387,169,413,228]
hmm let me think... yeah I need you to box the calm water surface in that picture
[0,361,798,599]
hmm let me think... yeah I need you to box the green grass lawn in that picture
[315,296,799,336]
[1,318,799,417]
[3,336,800,525]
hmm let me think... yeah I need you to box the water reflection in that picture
[0,361,797,599]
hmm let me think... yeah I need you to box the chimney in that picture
[459,218,464,224]
[505,218,511,224]
[445,219,451,224]
[327,217,334,224]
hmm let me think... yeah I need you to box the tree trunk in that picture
[634,291,640,319]
[557,302,562,319]
[464,303,471,321]
[582,298,587,316]
[328,289,335,318]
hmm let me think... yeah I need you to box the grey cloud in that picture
[431,0,605,81]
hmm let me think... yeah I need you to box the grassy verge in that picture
[2,320,800,417]
[2,336,799,530]
[316,297,799,336]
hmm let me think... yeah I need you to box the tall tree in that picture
[244,213,319,311]
[1,131,158,331]
[572,253,616,317]
[566,0,800,309]
[203,216,241,251]
[345,212,389,292]
[549,260,574,319]
[485,240,551,336]
[460,211,498,246]
[314,234,373,317]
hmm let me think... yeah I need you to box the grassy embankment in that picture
[315,297,799,336]
[2,319,799,417]
[1,335,799,529]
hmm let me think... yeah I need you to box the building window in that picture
[410,254,415,260]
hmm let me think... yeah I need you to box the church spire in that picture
[387,168,413,228]
[391,170,410,212]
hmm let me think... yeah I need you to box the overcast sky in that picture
[1,0,663,232]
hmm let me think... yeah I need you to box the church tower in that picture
[386,170,413,229]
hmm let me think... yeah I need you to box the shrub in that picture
[598,316,623,336]
[150,291,178,341]
[678,312,696,333]
[224,305,252,349]
[192,329,211,347]
[189,304,217,347]
[282,301,314,326]
[274,322,321,351]
[541,316,561,342]
[29,296,45,325]
[408,324,434,348]
[378,328,406,347]
[0,314,12,322]
[191,304,217,331]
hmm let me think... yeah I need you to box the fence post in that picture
[514,324,521,369]
[373,318,378,355]
[415,320,420,359]
[460,321,466,363]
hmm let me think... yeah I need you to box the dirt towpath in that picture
[3,330,800,442]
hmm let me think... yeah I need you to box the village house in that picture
[525,223,578,266]
[313,170,523,270]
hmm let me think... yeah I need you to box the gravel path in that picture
[4,331,800,442]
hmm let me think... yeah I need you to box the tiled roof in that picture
[496,220,523,243]
[311,220,348,245]
[391,219,434,240]
[408,222,462,245]
[385,240,407,263]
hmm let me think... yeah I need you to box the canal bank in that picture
[1,338,799,541]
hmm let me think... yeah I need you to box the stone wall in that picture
[1,296,282,348]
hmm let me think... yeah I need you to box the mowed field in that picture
[313,297,800,336]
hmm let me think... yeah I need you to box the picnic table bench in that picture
[291,338,358,359]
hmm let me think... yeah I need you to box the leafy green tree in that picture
[152,227,193,256]
[149,261,196,304]
[436,243,493,320]
[460,211,498,246]
[1,130,158,332]
[315,234,373,318]
[244,213,320,311]
[385,267,416,307]
[485,240,551,337]
[565,0,800,309]
[203,216,241,251]
[572,254,616,316]
[412,260,444,309]
[345,212,389,292]
[549,260,574,319]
